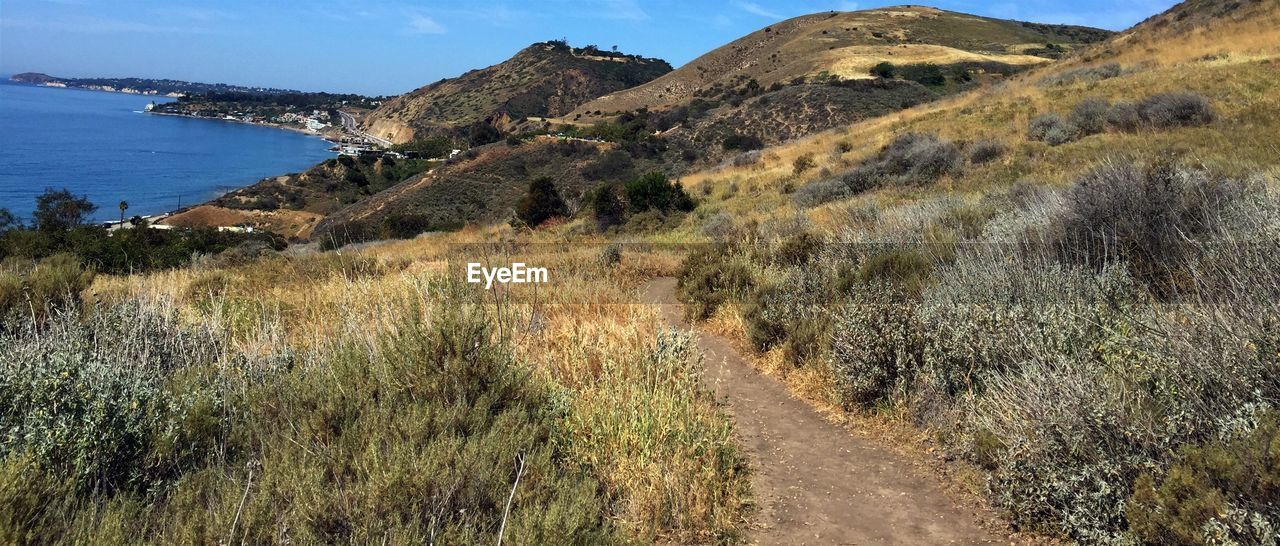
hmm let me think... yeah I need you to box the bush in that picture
[870,61,896,79]
[856,249,934,296]
[792,153,816,175]
[1107,101,1143,132]
[591,185,626,232]
[1069,98,1111,136]
[624,173,694,214]
[1127,411,1280,545]
[830,284,921,409]
[514,177,568,228]
[0,253,95,321]
[731,150,762,167]
[677,246,753,321]
[1039,63,1123,86]
[876,133,963,185]
[1138,92,1215,129]
[1028,113,1079,146]
[967,140,1006,165]
[1049,161,1246,293]
[0,302,226,495]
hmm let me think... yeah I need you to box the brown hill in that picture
[569,6,1111,119]
[310,138,667,243]
[362,42,672,144]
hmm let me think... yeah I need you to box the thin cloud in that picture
[405,12,447,35]
[736,2,785,19]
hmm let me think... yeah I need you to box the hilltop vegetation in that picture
[570,6,1111,117]
[362,41,672,145]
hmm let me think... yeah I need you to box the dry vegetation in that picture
[1,229,750,544]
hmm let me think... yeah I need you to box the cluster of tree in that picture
[593,172,695,231]
[1,189,283,274]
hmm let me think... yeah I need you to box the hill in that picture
[311,137,674,244]
[8,72,300,97]
[569,6,1112,118]
[361,42,672,145]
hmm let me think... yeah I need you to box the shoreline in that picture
[144,110,343,144]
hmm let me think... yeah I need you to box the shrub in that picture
[1138,92,1215,129]
[967,140,1006,165]
[870,61,896,79]
[1069,98,1111,136]
[0,253,95,320]
[792,153,816,175]
[899,63,946,87]
[677,246,753,321]
[624,172,694,214]
[1127,411,1280,545]
[1028,113,1079,146]
[793,176,857,208]
[876,133,963,184]
[1049,161,1246,293]
[1107,101,1143,132]
[591,185,626,232]
[829,284,921,409]
[0,302,226,495]
[699,212,736,240]
[856,249,934,296]
[731,150,762,167]
[835,140,854,154]
[515,177,569,228]
[598,243,622,268]
[1039,63,1123,86]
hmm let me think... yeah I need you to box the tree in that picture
[118,201,129,225]
[624,172,694,213]
[34,188,97,232]
[514,177,568,228]
[0,208,16,232]
[871,61,896,79]
[592,185,626,232]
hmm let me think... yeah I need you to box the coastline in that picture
[144,111,342,144]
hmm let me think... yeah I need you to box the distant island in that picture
[9,72,302,98]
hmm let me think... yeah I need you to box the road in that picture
[338,111,393,148]
[643,277,999,545]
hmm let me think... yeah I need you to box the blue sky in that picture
[1,0,1179,96]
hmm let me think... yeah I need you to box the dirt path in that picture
[642,278,997,545]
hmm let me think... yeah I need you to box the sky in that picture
[0,0,1180,96]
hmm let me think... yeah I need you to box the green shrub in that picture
[856,249,934,296]
[0,253,95,320]
[624,172,694,214]
[514,177,568,228]
[829,284,921,409]
[792,153,816,175]
[677,246,754,321]
[1138,92,1215,129]
[1127,411,1280,545]
[870,61,896,79]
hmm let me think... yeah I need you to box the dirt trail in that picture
[642,278,997,545]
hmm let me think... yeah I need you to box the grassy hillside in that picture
[570,6,1111,118]
[663,0,1280,542]
[363,42,672,145]
[162,155,437,240]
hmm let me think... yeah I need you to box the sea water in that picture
[0,80,334,222]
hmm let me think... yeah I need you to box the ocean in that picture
[0,81,335,222]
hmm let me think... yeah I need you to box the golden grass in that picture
[88,230,748,542]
